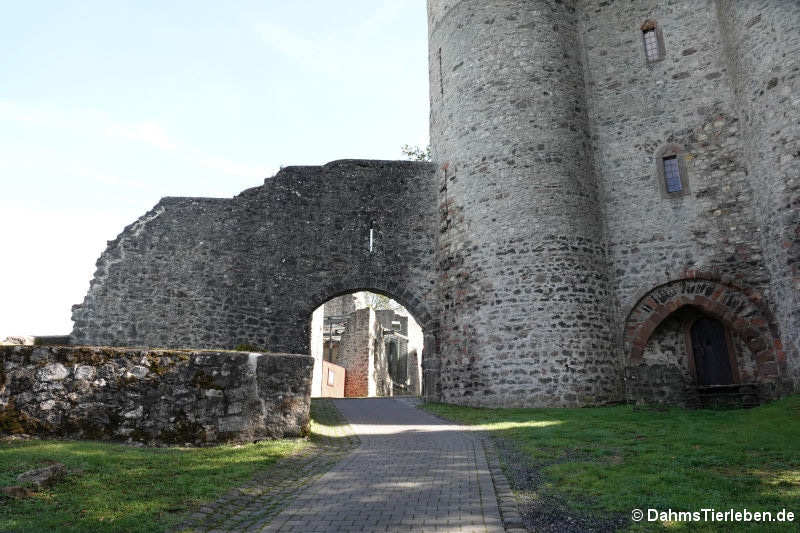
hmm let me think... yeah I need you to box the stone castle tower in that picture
[428,1,617,405]
[71,0,798,408]
[426,0,799,406]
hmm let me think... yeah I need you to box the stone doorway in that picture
[690,317,735,386]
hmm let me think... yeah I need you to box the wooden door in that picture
[690,317,734,385]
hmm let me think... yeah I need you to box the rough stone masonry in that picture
[65,0,798,408]
[0,346,313,443]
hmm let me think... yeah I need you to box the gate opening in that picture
[308,291,424,398]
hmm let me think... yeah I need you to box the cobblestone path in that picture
[176,398,512,532]
[262,398,505,533]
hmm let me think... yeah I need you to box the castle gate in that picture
[70,160,442,399]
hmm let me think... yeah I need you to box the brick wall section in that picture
[70,160,440,396]
[337,309,370,397]
[0,346,313,443]
[336,309,374,397]
[335,308,393,398]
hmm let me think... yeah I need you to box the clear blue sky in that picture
[0,0,429,337]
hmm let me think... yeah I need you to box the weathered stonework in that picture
[0,345,312,443]
[426,0,798,405]
[716,0,800,388]
[335,308,393,398]
[430,0,619,406]
[70,160,441,397]
[68,1,798,407]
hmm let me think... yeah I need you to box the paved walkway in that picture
[263,398,504,533]
[173,400,359,533]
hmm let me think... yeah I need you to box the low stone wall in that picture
[624,364,693,407]
[0,346,313,445]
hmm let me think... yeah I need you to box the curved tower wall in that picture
[428,0,619,406]
[717,1,800,391]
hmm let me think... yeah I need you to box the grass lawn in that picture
[0,400,343,533]
[423,395,800,532]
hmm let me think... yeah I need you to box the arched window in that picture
[641,19,665,63]
[663,156,682,193]
[655,144,690,198]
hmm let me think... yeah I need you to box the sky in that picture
[0,0,430,338]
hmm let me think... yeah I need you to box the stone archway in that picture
[623,277,783,404]
[69,160,441,396]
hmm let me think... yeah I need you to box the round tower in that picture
[428,0,619,406]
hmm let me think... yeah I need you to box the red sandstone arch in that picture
[623,276,784,382]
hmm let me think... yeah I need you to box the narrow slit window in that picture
[641,20,663,62]
[663,155,682,193]
[643,30,659,60]
[437,47,444,96]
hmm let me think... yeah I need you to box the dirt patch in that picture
[492,437,628,533]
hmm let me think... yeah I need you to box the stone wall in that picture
[402,309,425,395]
[579,0,770,319]
[408,347,422,396]
[335,308,393,398]
[427,0,796,405]
[70,160,440,397]
[0,346,312,444]
[371,316,393,397]
[323,295,357,318]
[577,0,797,396]
[716,0,800,389]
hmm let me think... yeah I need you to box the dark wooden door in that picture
[691,318,734,385]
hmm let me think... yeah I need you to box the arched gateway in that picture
[70,160,442,400]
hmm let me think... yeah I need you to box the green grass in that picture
[423,396,800,532]
[0,439,303,533]
[0,400,354,533]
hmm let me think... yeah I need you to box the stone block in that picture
[37,363,69,382]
